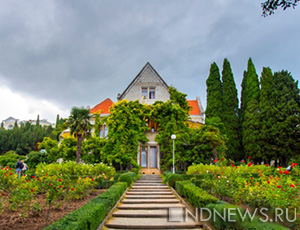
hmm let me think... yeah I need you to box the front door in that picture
[150,146,157,168]
[141,147,147,168]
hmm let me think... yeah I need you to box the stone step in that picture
[122,198,179,204]
[129,189,170,192]
[112,209,168,218]
[133,183,165,186]
[132,186,168,189]
[118,203,185,209]
[129,188,171,193]
[125,195,176,199]
[106,217,200,229]
[127,191,173,195]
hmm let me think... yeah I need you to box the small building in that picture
[1,117,19,130]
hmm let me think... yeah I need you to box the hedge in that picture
[44,182,127,230]
[175,181,218,207]
[206,202,289,230]
[167,174,183,188]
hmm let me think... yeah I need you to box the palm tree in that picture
[66,107,93,163]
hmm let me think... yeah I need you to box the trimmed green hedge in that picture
[206,202,289,230]
[175,181,218,207]
[44,182,127,230]
[167,174,183,188]
[119,174,133,187]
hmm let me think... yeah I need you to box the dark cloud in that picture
[0,0,299,113]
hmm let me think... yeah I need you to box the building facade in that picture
[90,62,204,174]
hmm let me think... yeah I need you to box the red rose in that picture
[31,189,34,192]
[248,157,251,159]
[251,177,253,180]
[279,171,283,174]
[91,179,94,181]
[265,164,269,167]
[284,170,289,175]
[267,180,270,184]
[277,185,281,188]
[278,166,281,169]
[216,158,218,162]
[10,173,13,175]
[9,168,12,170]
[248,163,251,167]
[213,160,216,163]
[32,176,35,178]
[232,164,235,167]
[221,158,224,161]
[71,188,75,191]
[290,184,295,188]
[58,179,62,182]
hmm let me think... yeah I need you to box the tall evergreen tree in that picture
[36,114,40,127]
[205,62,223,120]
[241,58,260,159]
[221,58,240,160]
[259,67,276,163]
[55,114,59,128]
[272,71,300,165]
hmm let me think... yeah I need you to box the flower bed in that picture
[0,162,116,217]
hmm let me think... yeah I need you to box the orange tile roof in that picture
[90,98,114,114]
[187,100,201,115]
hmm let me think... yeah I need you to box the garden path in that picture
[103,174,203,229]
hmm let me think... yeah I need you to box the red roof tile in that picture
[187,100,201,115]
[90,98,114,114]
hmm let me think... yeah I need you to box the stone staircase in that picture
[104,175,202,229]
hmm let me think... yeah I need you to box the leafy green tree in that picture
[221,58,241,160]
[82,136,107,163]
[169,86,192,113]
[202,117,227,164]
[205,62,223,120]
[262,0,299,16]
[103,100,148,170]
[66,107,93,163]
[1,122,4,129]
[25,151,51,169]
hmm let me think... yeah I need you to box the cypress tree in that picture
[55,114,59,128]
[241,58,260,160]
[36,114,40,127]
[260,67,276,164]
[205,62,223,120]
[272,71,300,165]
[221,58,240,160]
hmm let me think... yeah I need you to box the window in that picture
[99,125,109,138]
[141,88,148,99]
[149,88,155,99]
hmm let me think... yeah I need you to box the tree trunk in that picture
[213,146,218,166]
[76,134,82,163]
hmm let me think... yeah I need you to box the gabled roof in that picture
[3,117,18,122]
[187,100,201,116]
[117,62,168,100]
[90,98,114,114]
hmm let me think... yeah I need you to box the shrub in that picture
[113,173,121,181]
[25,151,51,169]
[175,181,218,207]
[167,174,183,188]
[119,174,133,187]
[162,171,172,183]
[44,182,127,230]
[0,151,25,168]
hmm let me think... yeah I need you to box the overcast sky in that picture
[0,0,299,123]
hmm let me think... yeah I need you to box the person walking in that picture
[15,159,23,179]
[21,160,28,175]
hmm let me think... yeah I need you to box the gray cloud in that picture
[0,0,299,114]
